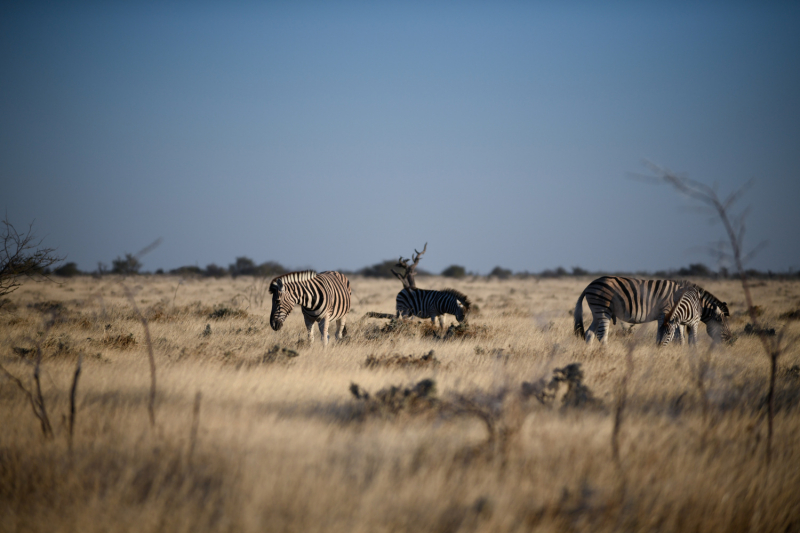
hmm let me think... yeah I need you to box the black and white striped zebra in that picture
[396,288,471,329]
[658,286,705,347]
[573,276,730,345]
[269,270,351,347]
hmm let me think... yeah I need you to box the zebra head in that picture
[659,320,680,347]
[658,287,699,347]
[268,277,295,331]
[704,306,732,344]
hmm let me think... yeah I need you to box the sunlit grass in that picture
[1,275,799,532]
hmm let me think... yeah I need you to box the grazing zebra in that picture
[573,276,730,345]
[658,286,705,347]
[269,270,351,347]
[396,288,471,329]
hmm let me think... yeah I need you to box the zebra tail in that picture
[574,291,586,338]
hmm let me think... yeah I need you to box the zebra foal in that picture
[658,286,704,347]
[268,270,351,347]
[396,288,472,329]
[574,276,730,345]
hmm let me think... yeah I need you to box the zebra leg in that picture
[595,313,613,344]
[304,315,316,344]
[676,325,686,346]
[318,316,330,347]
[335,317,347,340]
[657,313,665,344]
[437,315,445,329]
[687,323,698,345]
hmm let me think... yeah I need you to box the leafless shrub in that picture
[0,217,62,301]
[643,163,791,465]
[68,355,82,452]
[0,313,57,438]
[244,275,271,308]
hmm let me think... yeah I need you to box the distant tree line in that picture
[47,256,798,281]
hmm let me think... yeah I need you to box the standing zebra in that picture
[574,276,730,345]
[269,270,351,347]
[396,288,471,329]
[658,286,705,347]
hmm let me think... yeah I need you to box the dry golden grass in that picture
[1,274,799,532]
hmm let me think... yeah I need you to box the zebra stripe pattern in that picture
[658,286,703,347]
[573,276,730,345]
[396,288,472,329]
[269,270,351,347]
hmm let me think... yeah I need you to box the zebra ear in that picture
[270,279,284,294]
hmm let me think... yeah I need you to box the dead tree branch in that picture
[644,162,784,465]
[391,242,427,289]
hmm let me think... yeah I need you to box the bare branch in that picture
[69,355,83,452]
[642,161,782,467]
[1,216,63,299]
[392,243,427,290]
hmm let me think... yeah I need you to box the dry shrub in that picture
[363,350,440,370]
[42,334,73,356]
[28,301,66,314]
[521,363,602,410]
[422,322,492,341]
[208,306,248,320]
[349,378,438,417]
[102,333,137,349]
[779,308,800,321]
[234,344,299,369]
[743,323,777,336]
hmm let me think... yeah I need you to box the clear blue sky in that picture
[2,2,799,274]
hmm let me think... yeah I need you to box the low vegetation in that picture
[1,274,799,532]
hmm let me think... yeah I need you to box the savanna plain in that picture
[1,274,799,533]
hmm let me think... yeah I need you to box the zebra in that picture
[396,288,472,329]
[268,270,351,347]
[658,286,706,347]
[573,276,730,345]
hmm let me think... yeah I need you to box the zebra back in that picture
[396,287,470,322]
[664,286,702,325]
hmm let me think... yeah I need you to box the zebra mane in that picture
[270,270,318,290]
[441,288,472,313]
[675,279,729,316]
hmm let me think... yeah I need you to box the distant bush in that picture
[111,253,141,275]
[539,266,567,278]
[571,266,589,276]
[228,257,286,278]
[204,263,227,278]
[54,262,81,277]
[254,261,286,277]
[229,257,257,277]
[441,265,466,279]
[489,266,512,279]
[677,263,712,277]
[170,265,203,276]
